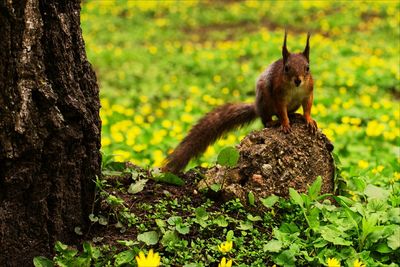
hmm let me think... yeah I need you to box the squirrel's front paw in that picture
[280,123,291,133]
[305,116,318,134]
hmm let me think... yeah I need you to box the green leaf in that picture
[98,215,108,226]
[195,207,209,221]
[127,179,148,194]
[238,221,253,231]
[54,241,69,252]
[308,176,322,201]
[217,146,240,167]
[387,227,400,250]
[247,214,262,222]
[161,230,180,247]
[248,191,255,206]
[275,250,296,267]
[155,219,166,231]
[33,257,54,267]
[103,161,126,171]
[289,188,304,207]
[114,250,135,266]
[210,183,221,192]
[226,230,235,241]
[176,224,190,235]
[263,239,283,252]
[260,195,280,208]
[376,243,393,254]
[154,172,184,186]
[364,184,390,200]
[350,177,367,192]
[213,215,228,227]
[89,213,99,222]
[117,240,138,247]
[334,195,355,207]
[279,223,299,234]
[74,226,83,235]
[167,216,182,226]
[320,225,352,246]
[308,207,320,230]
[312,238,328,248]
[106,194,124,206]
[137,231,159,245]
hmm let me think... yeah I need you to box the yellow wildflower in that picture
[139,95,149,103]
[162,120,172,129]
[353,259,365,267]
[341,116,351,124]
[358,160,369,169]
[101,137,111,147]
[366,120,385,137]
[350,118,361,126]
[222,87,230,95]
[152,150,164,167]
[201,162,209,168]
[218,241,233,254]
[111,131,124,143]
[133,144,147,152]
[134,115,144,124]
[148,45,158,55]
[218,257,232,267]
[213,75,222,83]
[135,249,161,267]
[372,165,384,174]
[181,113,194,123]
[327,257,341,267]
[113,150,131,162]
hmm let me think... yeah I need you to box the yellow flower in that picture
[372,165,384,174]
[218,241,233,254]
[218,257,232,267]
[358,160,369,169]
[113,150,131,162]
[136,249,161,267]
[327,257,341,267]
[353,259,365,267]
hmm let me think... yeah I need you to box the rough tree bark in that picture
[0,0,100,266]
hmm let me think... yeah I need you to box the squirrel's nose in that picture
[294,78,301,87]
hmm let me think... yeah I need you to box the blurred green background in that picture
[81,0,399,186]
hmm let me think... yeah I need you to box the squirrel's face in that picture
[281,31,311,87]
[283,54,310,87]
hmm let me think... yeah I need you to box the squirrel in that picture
[163,31,317,174]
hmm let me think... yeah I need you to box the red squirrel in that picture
[163,32,317,174]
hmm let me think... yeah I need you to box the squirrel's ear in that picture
[282,30,290,64]
[303,32,310,62]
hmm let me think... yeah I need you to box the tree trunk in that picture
[0,0,101,266]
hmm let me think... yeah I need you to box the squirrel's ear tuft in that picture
[303,32,311,62]
[282,30,290,65]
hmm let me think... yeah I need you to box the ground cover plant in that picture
[34,1,399,266]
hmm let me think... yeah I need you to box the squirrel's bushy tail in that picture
[163,103,257,173]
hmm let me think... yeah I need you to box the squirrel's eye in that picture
[284,65,289,73]
[306,66,310,72]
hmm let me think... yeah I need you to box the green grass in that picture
[34,1,400,266]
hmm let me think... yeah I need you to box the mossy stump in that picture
[198,114,335,203]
